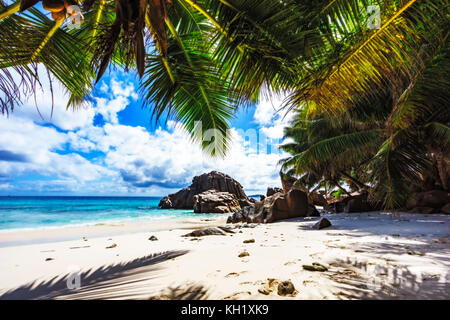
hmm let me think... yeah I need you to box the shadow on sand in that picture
[0,250,203,300]
[148,284,210,300]
[326,256,450,299]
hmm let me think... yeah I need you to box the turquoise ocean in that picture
[0,196,223,231]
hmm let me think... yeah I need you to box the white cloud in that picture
[7,66,95,131]
[0,114,111,183]
[95,79,138,124]
[1,75,292,195]
[253,92,295,141]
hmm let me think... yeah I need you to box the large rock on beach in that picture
[182,227,227,237]
[159,171,251,209]
[408,207,435,214]
[266,187,283,197]
[309,192,328,207]
[193,190,241,213]
[312,217,332,230]
[441,203,450,214]
[324,190,381,213]
[280,171,297,193]
[227,189,309,223]
[406,190,450,213]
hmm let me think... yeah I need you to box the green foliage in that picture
[280,39,450,209]
[0,0,449,197]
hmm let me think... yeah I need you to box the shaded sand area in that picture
[0,212,449,300]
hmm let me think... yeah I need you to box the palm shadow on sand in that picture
[326,255,450,299]
[0,250,210,300]
[292,214,450,299]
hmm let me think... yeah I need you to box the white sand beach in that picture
[0,212,449,300]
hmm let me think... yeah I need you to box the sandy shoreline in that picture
[0,212,449,300]
[0,217,226,248]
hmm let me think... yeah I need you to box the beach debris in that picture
[407,250,425,256]
[340,269,359,276]
[182,227,226,237]
[277,281,296,296]
[312,217,332,230]
[258,278,278,295]
[82,237,88,241]
[243,239,255,243]
[302,262,328,272]
[69,246,90,249]
[45,258,54,261]
[148,235,158,241]
[225,272,240,278]
[258,288,270,295]
[238,251,250,258]
[106,243,117,249]
[422,274,440,281]
[434,237,449,244]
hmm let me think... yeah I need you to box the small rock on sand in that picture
[277,281,296,296]
[312,217,332,230]
[303,262,328,272]
[238,251,250,258]
[45,258,54,261]
[106,243,117,249]
[243,239,255,243]
[407,250,425,256]
[149,235,158,241]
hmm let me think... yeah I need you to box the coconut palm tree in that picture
[279,39,449,209]
[1,0,448,163]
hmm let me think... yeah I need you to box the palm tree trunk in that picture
[340,171,370,190]
[436,152,448,190]
[0,1,20,21]
[334,180,352,197]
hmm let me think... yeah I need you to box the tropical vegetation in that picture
[0,0,449,207]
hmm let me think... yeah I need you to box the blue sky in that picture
[0,69,293,196]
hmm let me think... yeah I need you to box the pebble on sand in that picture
[277,281,296,296]
[302,262,328,272]
[238,251,250,258]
